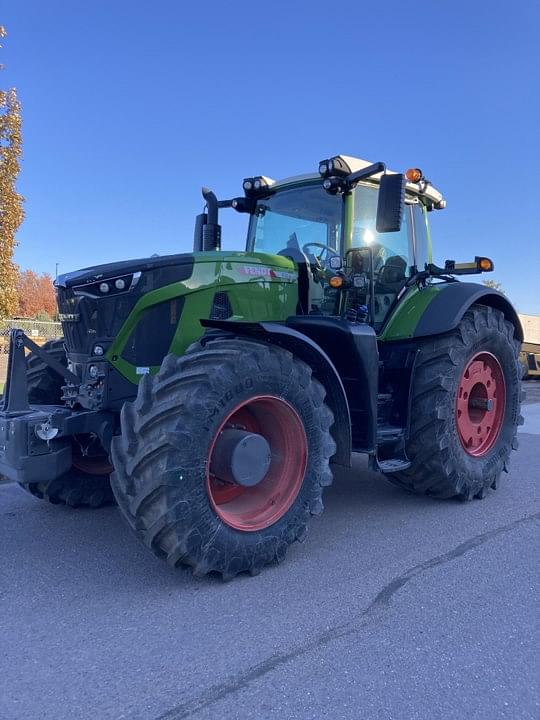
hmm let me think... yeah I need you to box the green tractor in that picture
[0,155,523,579]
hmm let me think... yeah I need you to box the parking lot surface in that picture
[1,383,539,720]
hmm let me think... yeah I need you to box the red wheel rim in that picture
[456,352,506,457]
[72,455,113,475]
[207,396,308,531]
[71,436,113,475]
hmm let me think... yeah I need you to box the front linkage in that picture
[0,329,114,487]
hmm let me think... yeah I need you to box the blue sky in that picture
[2,0,539,314]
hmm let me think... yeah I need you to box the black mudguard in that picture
[201,318,358,467]
[413,283,523,341]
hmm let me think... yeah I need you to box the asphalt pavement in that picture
[1,383,539,720]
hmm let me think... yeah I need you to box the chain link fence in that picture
[0,320,63,388]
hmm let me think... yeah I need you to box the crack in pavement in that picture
[146,512,540,720]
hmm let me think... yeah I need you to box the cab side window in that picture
[351,183,413,273]
[411,202,431,269]
[352,184,414,327]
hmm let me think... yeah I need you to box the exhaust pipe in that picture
[201,187,221,252]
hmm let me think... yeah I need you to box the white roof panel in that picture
[271,155,445,208]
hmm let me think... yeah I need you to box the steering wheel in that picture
[301,242,339,266]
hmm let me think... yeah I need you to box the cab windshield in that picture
[247,183,342,256]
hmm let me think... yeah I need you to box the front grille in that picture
[56,287,140,356]
[209,292,233,320]
[121,298,184,367]
[56,255,195,358]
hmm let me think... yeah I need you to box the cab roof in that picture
[261,155,446,210]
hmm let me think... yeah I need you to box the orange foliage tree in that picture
[17,270,56,319]
[0,26,24,318]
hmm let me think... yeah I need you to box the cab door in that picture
[350,182,415,328]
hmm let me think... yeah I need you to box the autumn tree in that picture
[0,26,24,318]
[482,279,505,294]
[16,270,56,319]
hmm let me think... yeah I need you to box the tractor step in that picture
[376,457,411,473]
[375,424,411,473]
[376,424,405,443]
[377,393,393,424]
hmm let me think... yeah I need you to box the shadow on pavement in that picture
[0,455,450,593]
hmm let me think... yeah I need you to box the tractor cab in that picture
[196,155,447,331]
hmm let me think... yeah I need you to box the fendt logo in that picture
[239,266,297,282]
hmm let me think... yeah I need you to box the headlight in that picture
[243,176,274,196]
[73,272,140,298]
[318,156,352,177]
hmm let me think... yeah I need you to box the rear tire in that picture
[388,305,522,500]
[111,338,336,579]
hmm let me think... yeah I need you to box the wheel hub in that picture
[210,429,271,487]
[207,396,308,531]
[456,352,506,457]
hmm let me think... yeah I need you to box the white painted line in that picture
[519,404,540,435]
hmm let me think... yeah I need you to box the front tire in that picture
[388,305,522,500]
[26,338,67,403]
[23,467,115,508]
[111,338,336,579]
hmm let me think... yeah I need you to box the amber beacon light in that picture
[329,276,344,289]
[477,257,494,272]
[405,168,423,183]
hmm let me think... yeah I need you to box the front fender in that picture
[201,319,352,467]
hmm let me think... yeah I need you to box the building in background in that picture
[519,314,540,379]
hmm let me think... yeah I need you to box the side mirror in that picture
[376,173,406,233]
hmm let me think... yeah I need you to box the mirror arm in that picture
[344,162,386,189]
[405,261,487,288]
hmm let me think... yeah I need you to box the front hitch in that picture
[2,328,30,415]
[1,329,78,416]
[0,330,114,484]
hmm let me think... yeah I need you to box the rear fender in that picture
[381,283,523,342]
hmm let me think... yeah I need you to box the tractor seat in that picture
[376,255,407,293]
